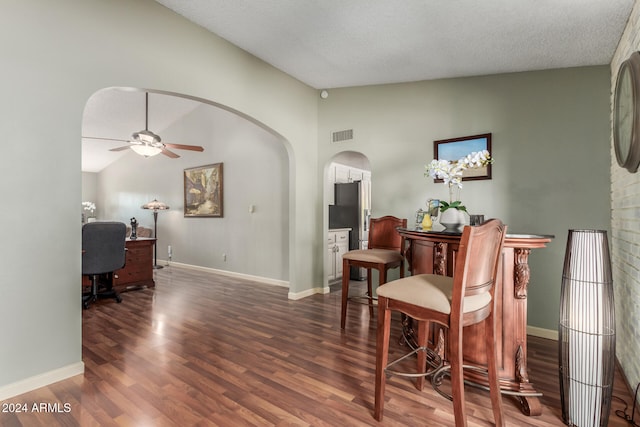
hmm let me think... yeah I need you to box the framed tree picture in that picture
[184,163,223,217]
[434,133,492,181]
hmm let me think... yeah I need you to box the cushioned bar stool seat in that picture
[340,216,406,329]
[343,248,404,266]
[379,274,492,315]
[374,219,507,427]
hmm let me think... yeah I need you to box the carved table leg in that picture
[514,248,531,299]
[517,396,542,416]
[434,242,446,276]
[514,344,543,415]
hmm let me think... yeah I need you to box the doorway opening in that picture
[324,151,371,290]
[81,86,291,309]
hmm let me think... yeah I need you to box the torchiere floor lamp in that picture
[142,199,169,269]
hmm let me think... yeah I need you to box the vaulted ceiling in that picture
[83,1,634,172]
[154,0,634,89]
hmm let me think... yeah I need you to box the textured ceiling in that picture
[83,1,635,172]
[154,0,634,89]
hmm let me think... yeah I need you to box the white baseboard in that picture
[167,261,289,288]
[0,362,84,401]
[527,325,558,340]
[164,261,333,300]
[288,286,330,300]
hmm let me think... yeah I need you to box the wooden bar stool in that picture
[340,215,406,329]
[374,219,507,427]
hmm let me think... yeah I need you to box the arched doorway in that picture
[324,151,371,289]
[81,87,290,288]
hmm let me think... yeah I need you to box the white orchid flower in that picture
[82,201,97,213]
[424,150,492,198]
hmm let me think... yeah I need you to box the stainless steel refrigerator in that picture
[328,181,371,280]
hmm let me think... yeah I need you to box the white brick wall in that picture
[612,0,640,391]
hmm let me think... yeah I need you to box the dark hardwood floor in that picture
[0,265,635,426]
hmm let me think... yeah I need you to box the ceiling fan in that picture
[83,92,204,158]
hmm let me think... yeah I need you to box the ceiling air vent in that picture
[331,129,354,143]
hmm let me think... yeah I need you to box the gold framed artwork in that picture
[184,163,223,217]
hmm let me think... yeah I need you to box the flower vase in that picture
[87,217,96,223]
[439,209,466,231]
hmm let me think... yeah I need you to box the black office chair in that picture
[82,222,127,309]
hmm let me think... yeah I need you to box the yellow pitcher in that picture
[421,212,432,230]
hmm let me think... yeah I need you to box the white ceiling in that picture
[154,0,634,89]
[82,89,203,172]
[83,1,634,172]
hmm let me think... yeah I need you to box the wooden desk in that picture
[397,227,553,416]
[82,238,156,292]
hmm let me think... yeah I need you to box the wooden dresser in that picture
[82,238,155,292]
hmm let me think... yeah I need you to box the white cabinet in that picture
[334,164,351,184]
[349,168,363,182]
[327,229,350,281]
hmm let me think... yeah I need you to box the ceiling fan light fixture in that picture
[85,91,203,161]
[133,129,161,144]
[130,144,163,157]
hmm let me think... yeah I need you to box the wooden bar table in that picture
[397,227,553,416]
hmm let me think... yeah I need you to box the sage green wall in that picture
[95,100,289,281]
[318,67,611,331]
[0,0,319,392]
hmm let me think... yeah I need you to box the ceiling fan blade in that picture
[83,136,129,143]
[161,148,180,158]
[87,93,203,161]
[164,142,205,152]
[109,146,132,152]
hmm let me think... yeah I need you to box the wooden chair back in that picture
[451,219,507,324]
[368,216,407,251]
